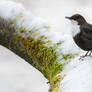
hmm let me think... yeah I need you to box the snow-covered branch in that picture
[0,1,77,92]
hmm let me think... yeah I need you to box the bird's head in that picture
[65,14,87,25]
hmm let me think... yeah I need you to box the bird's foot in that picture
[79,51,92,60]
[79,55,86,60]
[88,55,92,57]
[79,54,92,60]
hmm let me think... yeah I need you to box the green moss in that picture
[61,53,75,60]
[13,35,61,92]
[49,75,61,92]
[25,38,61,79]
[20,29,26,33]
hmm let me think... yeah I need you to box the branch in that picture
[0,1,75,92]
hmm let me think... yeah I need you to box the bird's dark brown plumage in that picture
[66,14,92,58]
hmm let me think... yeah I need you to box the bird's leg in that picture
[88,51,92,56]
[85,51,90,56]
[79,51,89,60]
[88,50,92,56]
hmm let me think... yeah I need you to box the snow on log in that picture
[0,1,88,92]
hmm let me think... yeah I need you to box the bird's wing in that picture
[80,24,92,40]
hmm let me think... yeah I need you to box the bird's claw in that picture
[79,55,86,60]
[79,55,92,60]
[79,51,92,60]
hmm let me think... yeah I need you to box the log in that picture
[0,1,74,92]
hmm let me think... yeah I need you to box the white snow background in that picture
[0,0,92,92]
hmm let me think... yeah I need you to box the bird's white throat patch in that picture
[71,20,80,37]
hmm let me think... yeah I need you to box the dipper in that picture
[66,14,92,58]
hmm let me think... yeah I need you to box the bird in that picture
[65,14,92,59]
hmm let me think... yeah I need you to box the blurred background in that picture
[1,0,92,92]
[12,0,92,33]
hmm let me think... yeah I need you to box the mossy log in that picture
[0,2,74,92]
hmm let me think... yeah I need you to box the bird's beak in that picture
[65,17,71,20]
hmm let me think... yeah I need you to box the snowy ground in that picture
[0,46,49,92]
[61,56,92,92]
[0,0,92,92]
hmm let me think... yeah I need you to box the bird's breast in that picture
[71,22,80,37]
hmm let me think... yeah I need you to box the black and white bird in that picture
[65,14,92,58]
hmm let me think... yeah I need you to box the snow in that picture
[0,80,10,92]
[0,0,92,92]
[0,1,25,19]
[0,46,49,92]
[61,56,92,92]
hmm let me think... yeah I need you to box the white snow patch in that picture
[0,46,49,92]
[61,56,92,92]
[71,20,80,37]
[0,1,25,19]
